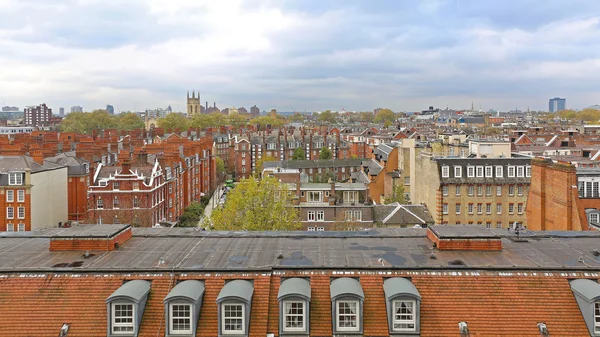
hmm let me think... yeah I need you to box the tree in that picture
[60,112,89,133]
[385,184,406,204]
[158,113,189,131]
[228,113,248,128]
[116,113,144,130]
[291,147,305,160]
[178,202,203,227]
[250,116,284,128]
[383,120,393,128]
[313,170,335,183]
[359,111,374,123]
[216,157,225,175]
[210,176,301,230]
[319,147,333,160]
[289,112,305,123]
[374,109,396,124]
[317,110,337,124]
[256,154,277,172]
[190,112,227,129]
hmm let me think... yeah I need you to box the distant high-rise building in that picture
[70,106,83,113]
[59,107,65,117]
[1,106,19,112]
[549,97,566,113]
[238,107,248,114]
[250,105,260,117]
[269,109,277,118]
[25,103,52,127]
[106,105,115,115]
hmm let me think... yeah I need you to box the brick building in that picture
[1,224,600,336]
[263,158,365,183]
[414,154,532,228]
[45,152,90,222]
[24,103,52,127]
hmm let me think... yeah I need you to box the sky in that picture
[0,0,599,113]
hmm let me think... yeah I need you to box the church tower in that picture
[187,90,201,116]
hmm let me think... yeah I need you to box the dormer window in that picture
[571,279,600,336]
[384,277,421,335]
[217,280,254,336]
[330,277,364,335]
[106,280,151,337]
[163,280,205,336]
[8,173,23,185]
[278,278,311,335]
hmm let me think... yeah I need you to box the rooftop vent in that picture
[427,225,502,251]
[458,322,469,336]
[50,224,132,252]
[537,323,549,336]
[59,323,70,337]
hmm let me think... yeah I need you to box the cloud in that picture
[0,0,599,112]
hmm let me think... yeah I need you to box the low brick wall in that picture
[50,227,132,251]
[427,227,502,251]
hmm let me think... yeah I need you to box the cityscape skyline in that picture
[0,0,599,112]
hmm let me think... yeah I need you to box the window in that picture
[6,190,14,202]
[497,185,502,196]
[509,185,515,196]
[485,166,493,177]
[455,186,461,196]
[307,191,322,202]
[590,213,600,224]
[344,191,358,203]
[518,203,524,214]
[97,198,104,209]
[113,182,120,190]
[496,222,502,229]
[517,185,524,196]
[468,185,474,196]
[486,185,492,196]
[169,303,192,334]
[222,303,244,334]
[455,203,461,214]
[497,203,502,214]
[495,166,503,178]
[307,227,315,231]
[476,166,484,178]
[468,203,474,214]
[526,166,531,177]
[307,211,315,221]
[467,166,475,178]
[17,190,24,202]
[8,173,23,185]
[316,211,325,221]
[18,206,25,219]
[353,211,362,221]
[6,224,14,232]
[133,182,139,190]
[486,203,491,214]
[393,300,416,331]
[442,203,448,214]
[317,227,325,231]
[6,207,14,219]
[283,301,305,331]
[486,222,492,229]
[441,166,449,178]
[595,302,600,334]
[477,203,482,214]
[169,199,173,208]
[454,166,462,178]
[133,197,140,208]
[508,166,515,177]
[477,185,483,196]
[169,184,173,194]
[112,303,134,333]
[509,203,514,214]
[517,166,525,177]
[337,301,359,331]
[113,196,119,209]
[442,185,448,196]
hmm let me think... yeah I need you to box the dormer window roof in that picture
[571,279,600,336]
[164,280,205,336]
[106,280,151,337]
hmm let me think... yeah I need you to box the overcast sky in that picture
[0,0,599,113]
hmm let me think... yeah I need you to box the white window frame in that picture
[476,166,484,178]
[6,207,14,219]
[467,166,475,178]
[517,166,525,177]
[392,300,416,332]
[336,300,360,332]
[590,213,600,224]
[508,166,515,177]
[169,302,193,335]
[442,203,448,215]
[496,185,502,196]
[353,210,362,221]
[595,302,600,334]
[8,173,23,185]
[344,191,358,203]
[307,227,315,231]
[111,302,135,334]
[97,198,104,209]
[517,203,524,214]
[468,203,474,214]
[441,166,449,178]
[17,206,25,219]
[468,185,474,196]
[113,181,120,190]
[17,190,25,202]
[6,224,14,232]
[455,203,461,215]
[6,190,14,202]
[283,300,306,332]
[455,185,461,196]
[17,223,24,231]
[495,166,503,178]
[454,166,462,178]
[307,191,323,202]
[526,166,531,177]
[442,185,448,196]
[307,211,315,221]
[497,203,502,214]
[316,210,325,222]
[509,185,515,196]
[517,185,523,196]
[317,226,324,231]
[221,303,245,335]
[485,166,493,178]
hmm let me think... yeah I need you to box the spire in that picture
[187,90,189,99]
[192,91,195,99]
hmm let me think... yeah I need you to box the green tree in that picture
[291,147,305,160]
[190,112,227,129]
[385,184,406,204]
[228,113,248,128]
[359,111,374,123]
[178,202,204,227]
[60,112,89,133]
[250,116,284,128]
[313,170,335,183]
[216,157,225,175]
[210,176,301,230]
[317,110,337,124]
[289,112,305,123]
[116,113,144,130]
[319,147,333,160]
[383,120,393,128]
[256,154,277,172]
[374,109,396,124]
[158,113,189,131]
